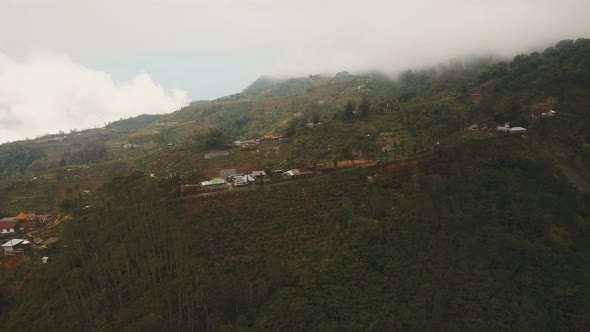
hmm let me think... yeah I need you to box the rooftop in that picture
[43,237,60,245]
[2,239,30,247]
[0,222,16,230]
[201,178,227,186]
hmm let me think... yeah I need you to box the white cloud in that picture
[2,1,589,64]
[0,52,188,143]
[0,0,589,141]
[259,0,590,76]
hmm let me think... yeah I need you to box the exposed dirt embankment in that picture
[370,152,449,190]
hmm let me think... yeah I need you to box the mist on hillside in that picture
[0,0,589,143]
[251,0,590,77]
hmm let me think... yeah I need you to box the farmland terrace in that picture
[177,152,449,285]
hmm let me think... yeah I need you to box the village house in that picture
[0,220,38,233]
[509,126,527,134]
[15,212,29,222]
[250,170,267,178]
[220,169,238,181]
[285,169,314,177]
[262,135,282,141]
[14,213,39,222]
[285,169,301,177]
[38,215,52,223]
[0,222,16,234]
[25,213,38,222]
[233,139,258,148]
[200,178,228,191]
[2,239,31,256]
[269,170,285,179]
[234,175,255,187]
[496,125,510,133]
[496,125,527,134]
[20,221,38,231]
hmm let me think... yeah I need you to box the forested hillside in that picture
[1,38,590,331]
[255,139,590,331]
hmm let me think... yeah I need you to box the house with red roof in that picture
[262,135,282,141]
[0,222,16,234]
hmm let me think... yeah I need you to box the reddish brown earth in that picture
[370,152,449,191]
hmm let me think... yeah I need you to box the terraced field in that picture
[178,152,449,287]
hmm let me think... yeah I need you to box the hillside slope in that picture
[1,38,590,330]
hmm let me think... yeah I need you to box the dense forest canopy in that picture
[0,143,45,181]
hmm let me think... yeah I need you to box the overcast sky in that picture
[1,0,589,143]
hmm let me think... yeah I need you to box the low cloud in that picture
[0,1,589,139]
[3,1,589,79]
[0,52,188,143]
[260,0,590,77]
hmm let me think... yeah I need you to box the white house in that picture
[285,169,301,177]
[200,178,228,191]
[250,170,267,178]
[2,239,31,256]
[234,175,255,187]
[509,127,527,134]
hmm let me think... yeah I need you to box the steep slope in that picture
[1,38,590,331]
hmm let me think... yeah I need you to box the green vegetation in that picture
[0,143,45,181]
[0,178,55,214]
[1,38,590,330]
[255,140,590,331]
[194,128,231,150]
[60,141,109,166]
[105,114,163,131]
[2,138,589,331]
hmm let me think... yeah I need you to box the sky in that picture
[1,0,589,143]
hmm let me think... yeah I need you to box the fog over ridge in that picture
[0,0,589,142]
